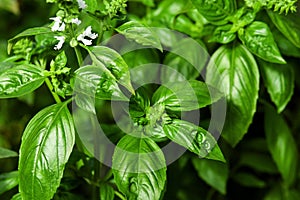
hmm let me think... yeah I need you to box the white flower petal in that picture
[50,16,65,32]
[77,0,87,9]
[57,23,66,32]
[54,36,65,50]
[71,18,82,25]
[77,26,98,46]
[50,17,61,23]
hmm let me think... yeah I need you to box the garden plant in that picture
[0,0,300,199]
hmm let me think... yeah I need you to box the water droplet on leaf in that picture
[196,132,205,144]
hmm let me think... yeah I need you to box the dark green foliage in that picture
[0,0,300,199]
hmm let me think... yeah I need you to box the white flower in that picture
[71,18,82,25]
[57,23,66,31]
[77,0,87,9]
[54,36,65,50]
[50,17,65,32]
[77,26,98,46]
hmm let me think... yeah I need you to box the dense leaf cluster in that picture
[0,0,300,199]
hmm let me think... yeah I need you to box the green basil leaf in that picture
[0,147,18,159]
[209,24,236,44]
[148,0,192,26]
[116,21,163,52]
[112,135,166,200]
[264,105,298,186]
[51,51,67,70]
[238,152,278,174]
[272,26,300,58]
[0,64,46,99]
[100,184,115,200]
[259,60,294,113]
[163,119,225,162]
[161,38,208,82]
[19,102,75,200]
[173,14,202,37]
[232,172,266,188]
[238,21,285,64]
[268,10,300,48]
[152,80,223,111]
[11,193,22,200]
[0,171,19,195]
[84,0,104,13]
[122,48,160,84]
[192,158,228,194]
[206,43,259,147]
[0,0,19,15]
[190,0,236,25]
[8,27,52,54]
[74,65,129,103]
[122,48,160,69]
[146,123,168,142]
[89,46,134,94]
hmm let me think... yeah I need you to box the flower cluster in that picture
[49,0,98,50]
[104,0,128,18]
[244,0,297,14]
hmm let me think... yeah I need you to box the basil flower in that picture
[77,26,98,46]
[54,36,65,50]
[50,17,66,32]
[77,0,87,9]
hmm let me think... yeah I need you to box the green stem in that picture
[97,20,104,45]
[115,191,126,200]
[74,46,83,66]
[45,78,62,103]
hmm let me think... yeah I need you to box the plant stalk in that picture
[45,78,62,104]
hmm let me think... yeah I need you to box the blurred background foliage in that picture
[1,0,300,200]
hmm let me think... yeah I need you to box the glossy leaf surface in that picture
[238,21,285,64]
[19,102,75,200]
[112,135,166,200]
[74,65,129,101]
[116,21,163,51]
[152,80,223,111]
[100,184,115,200]
[163,119,224,162]
[260,60,294,113]
[192,158,228,194]
[190,0,236,25]
[0,64,46,98]
[206,43,259,146]
[264,105,298,186]
[0,171,19,195]
[0,147,18,159]
[161,38,208,82]
[268,11,300,48]
[89,46,134,94]
[209,24,236,44]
